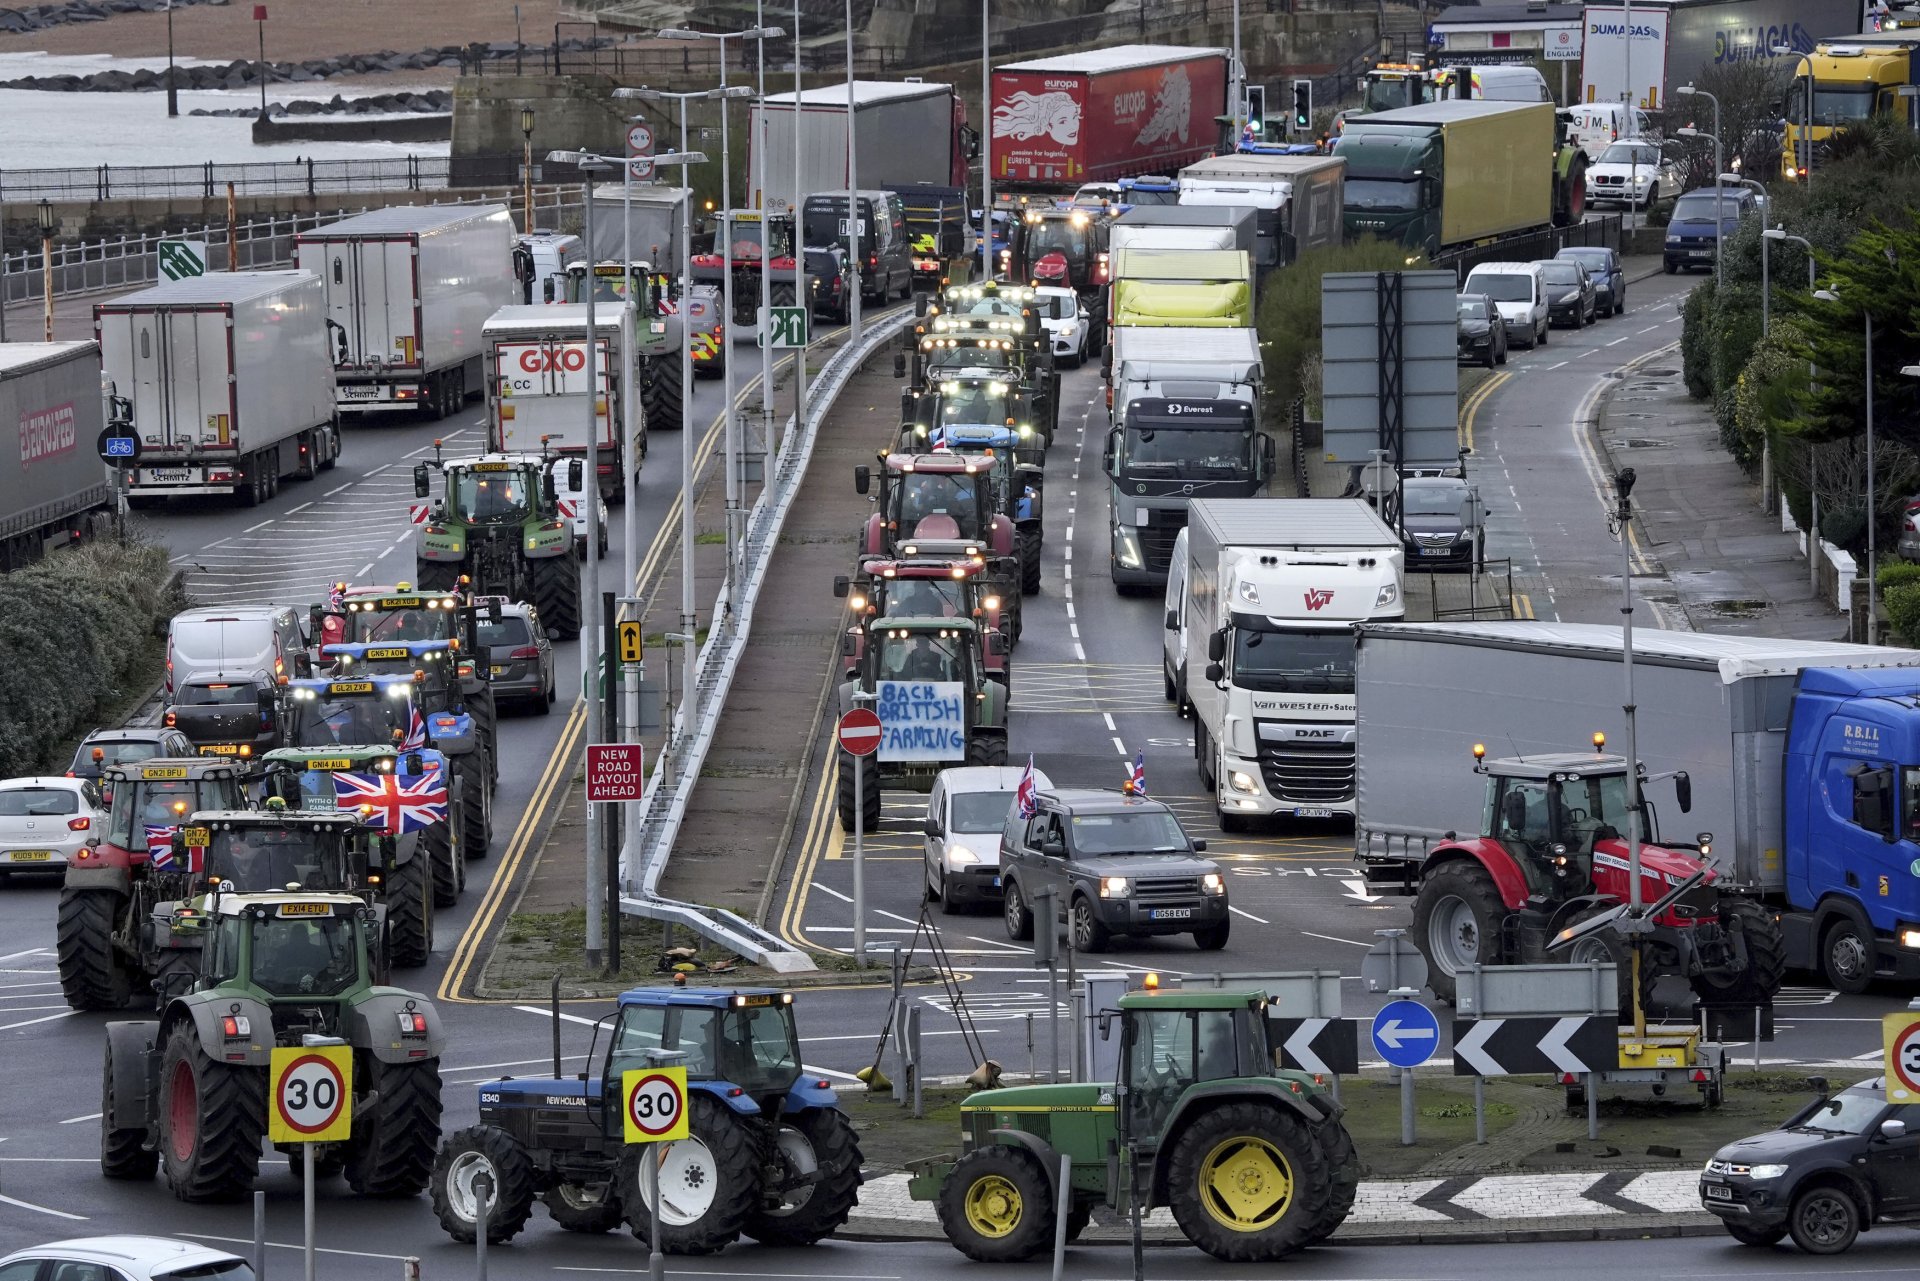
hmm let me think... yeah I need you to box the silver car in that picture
[0,775,104,880]
[477,599,556,714]
[923,764,1053,911]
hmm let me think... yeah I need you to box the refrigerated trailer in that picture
[1578,0,1854,115]
[0,342,114,566]
[295,204,517,418]
[482,304,640,503]
[748,80,977,212]
[96,272,339,507]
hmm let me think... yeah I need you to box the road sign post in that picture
[1372,994,1437,1146]
[271,1040,351,1281]
[838,705,881,967]
[626,121,655,182]
[625,1053,688,1281]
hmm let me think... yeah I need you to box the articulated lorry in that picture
[1780,31,1920,181]
[295,205,517,418]
[1580,0,1840,116]
[1176,153,1346,273]
[1350,621,1920,997]
[0,342,114,568]
[1179,498,1403,828]
[482,305,641,504]
[96,272,339,507]
[749,80,977,212]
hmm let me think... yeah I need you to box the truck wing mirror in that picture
[854,464,871,495]
[567,459,584,491]
[833,575,851,599]
[1674,771,1692,814]
[987,632,1007,656]
[1097,1010,1113,1040]
[840,631,856,657]
[412,463,431,499]
[542,278,556,303]
[1204,662,1224,684]
[1502,790,1528,833]
[1103,427,1119,477]
[1206,630,1226,663]
[542,473,558,505]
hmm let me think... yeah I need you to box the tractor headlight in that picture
[1099,876,1130,899]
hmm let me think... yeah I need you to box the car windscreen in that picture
[1456,297,1489,320]
[1559,250,1611,273]
[1671,193,1734,222]
[1403,485,1469,517]
[1793,1089,1887,1136]
[804,250,841,277]
[1067,809,1190,855]
[1540,264,1582,288]
[478,617,533,648]
[1597,143,1660,166]
[951,790,1016,833]
[0,787,79,816]
[250,915,359,997]
[78,740,165,767]
[1466,273,1533,302]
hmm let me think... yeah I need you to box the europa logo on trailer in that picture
[19,401,76,466]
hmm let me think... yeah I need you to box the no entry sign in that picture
[837,709,882,757]
[268,1045,352,1144]
[622,1066,690,1143]
[586,743,646,802]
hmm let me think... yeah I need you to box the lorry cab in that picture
[516,232,587,304]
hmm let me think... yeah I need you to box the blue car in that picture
[1557,246,1626,317]
[1665,187,1759,274]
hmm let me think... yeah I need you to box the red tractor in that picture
[834,555,1011,691]
[1408,742,1783,1012]
[854,453,1022,639]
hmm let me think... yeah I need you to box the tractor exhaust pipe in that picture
[551,973,562,1079]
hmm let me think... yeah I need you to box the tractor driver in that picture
[890,634,950,683]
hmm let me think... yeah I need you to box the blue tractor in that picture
[430,986,862,1254]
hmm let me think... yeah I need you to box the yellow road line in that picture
[776,753,836,952]
[1459,370,1510,454]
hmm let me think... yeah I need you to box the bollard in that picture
[1473,1075,1486,1144]
[253,1188,267,1280]
[1051,1152,1072,1281]
[1026,1011,1035,1080]
[908,1005,924,1119]
[400,1261,420,1280]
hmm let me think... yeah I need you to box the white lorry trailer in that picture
[748,81,976,212]
[1177,153,1346,273]
[1108,206,1259,258]
[296,204,517,418]
[482,304,642,504]
[0,342,115,567]
[95,272,338,507]
[1181,497,1404,828]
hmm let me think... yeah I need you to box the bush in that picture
[1681,280,1715,400]
[1877,560,1920,590]
[0,539,185,777]
[1884,580,1920,648]
[1258,237,1429,419]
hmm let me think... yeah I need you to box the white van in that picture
[516,232,588,305]
[165,605,308,700]
[1162,526,1190,711]
[1443,64,1551,103]
[1558,104,1655,159]
[1461,261,1548,349]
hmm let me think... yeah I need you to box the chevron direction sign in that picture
[1271,1017,1359,1075]
[1451,1016,1615,1077]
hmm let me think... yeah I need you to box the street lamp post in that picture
[520,108,536,232]
[843,0,861,344]
[165,0,179,118]
[980,0,991,283]
[37,199,54,343]
[1720,173,1767,319]
[1675,85,1722,287]
[1767,227,1819,587]
[1772,43,1812,187]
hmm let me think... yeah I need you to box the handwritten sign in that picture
[876,680,966,763]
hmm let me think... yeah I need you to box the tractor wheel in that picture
[158,1019,265,1202]
[1304,1121,1359,1245]
[1411,862,1508,1005]
[835,749,881,833]
[455,750,491,860]
[345,1056,444,1197]
[385,847,432,968]
[425,824,461,909]
[431,1124,537,1244]
[1725,1221,1788,1247]
[1165,1101,1330,1262]
[1692,895,1787,1004]
[415,560,461,593]
[743,1107,864,1246]
[57,887,131,1010]
[646,356,685,432]
[545,1184,623,1233]
[617,1093,761,1255]
[1560,905,1651,1017]
[100,1038,157,1181]
[531,552,582,640]
[1020,525,1041,595]
[934,1143,1054,1263]
[965,733,1008,768]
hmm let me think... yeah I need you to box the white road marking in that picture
[1075,643,1087,659]
[1546,361,1568,370]
[812,883,854,904]
[1110,736,1127,755]
[241,519,273,533]
[0,1010,76,1032]
[1300,930,1370,949]
[1102,713,1117,732]
[0,950,50,964]
[1606,335,1630,346]
[324,482,354,496]
[284,501,313,515]
[0,1192,85,1220]
[1229,906,1270,924]
[356,562,375,577]
[1638,325,1661,335]
[57,1112,101,1125]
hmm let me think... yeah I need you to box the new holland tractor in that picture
[413,452,583,640]
[313,580,498,747]
[429,987,861,1254]
[910,984,1359,1262]
[100,888,445,1202]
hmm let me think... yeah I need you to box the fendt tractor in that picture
[100,889,445,1203]
[314,580,498,743]
[431,987,861,1253]
[413,451,584,639]
[58,758,252,1011]
[1002,205,1111,339]
[856,453,1023,640]
[910,983,1359,1262]
[563,259,706,429]
[835,614,1008,832]
[1407,743,1785,1010]
[833,556,1013,690]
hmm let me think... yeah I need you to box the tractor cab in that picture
[186,891,388,1014]
[835,556,1009,686]
[284,676,420,751]
[859,453,1001,547]
[600,988,818,1121]
[317,582,480,658]
[412,452,584,638]
[327,639,475,707]
[564,260,669,317]
[1117,988,1291,1141]
[899,377,1045,466]
[85,759,248,873]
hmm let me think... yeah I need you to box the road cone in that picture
[856,1064,893,1092]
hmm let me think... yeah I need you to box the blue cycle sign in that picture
[876,680,964,762]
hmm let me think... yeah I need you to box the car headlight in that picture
[1376,583,1398,607]
[1202,873,1225,895]
[1748,1164,1789,1180]
[1229,771,1258,794]
[1099,876,1130,899]
[1559,291,1580,305]
[1665,236,1682,247]
[947,844,979,866]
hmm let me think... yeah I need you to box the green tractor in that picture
[909,986,1359,1262]
[413,451,583,640]
[101,888,446,1202]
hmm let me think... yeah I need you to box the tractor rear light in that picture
[397,1011,428,1036]
[366,873,382,885]
[67,816,90,832]
[164,711,177,728]
[727,1087,745,1097]
[815,1079,831,1089]
[222,1015,250,1039]
[1691,1069,1709,1082]
[509,646,541,659]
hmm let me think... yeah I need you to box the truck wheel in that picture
[345,1057,443,1197]
[431,1125,536,1243]
[385,848,432,968]
[1819,915,1874,995]
[415,560,461,593]
[237,457,262,508]
[1691,895,1786,1004]
[1724,1222,1787,1247]
[1165,1101,1329,1262]
[455,751,491,860]
[965,734,1008,768]
[297,430,319,480]
[1070,895,1111,953]
[934,1144,1054,1263]
[835,749,881,833]
[158,1019,265,1202]
[1304,1121,1359,1245]
[320,424,341,470]
[531,553,582,639]
[1020,526,1041,595]
[1411,862,1507,1005]
[545,1184,623,1233]
[617,1093,760,1255]
[425,824,461,909]
[1788,1185,1860,1255]
[57,887,131,1010]
[101,1039,157,1181]
[1002,877,1034,942]
[743,1107,864,1246]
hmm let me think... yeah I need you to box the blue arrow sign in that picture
[1371,998,1440,1068]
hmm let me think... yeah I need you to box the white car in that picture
[0,1235,253,1279]
[0,775,103,880]
[1586,139,1682,210]
[923,765,1053,911]
[1034,285,1089,367]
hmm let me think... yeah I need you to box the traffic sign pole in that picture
[838,705,881,968]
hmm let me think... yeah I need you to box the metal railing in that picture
[0,153,527,203]
[1436,212,1625,280]
[1410,555,1518,620]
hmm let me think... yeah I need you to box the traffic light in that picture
[1244,83,1266,138]
[1291,79,1313,135]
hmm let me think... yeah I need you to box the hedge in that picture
[0,539,187,776]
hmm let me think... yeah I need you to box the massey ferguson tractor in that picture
[1408,743,1785,1012]
[855,453,1023,640]
[413,452,583,639]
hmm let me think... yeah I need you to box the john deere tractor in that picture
[57,758,251,1012]
[430,987,861,1253]
[413,451,583,640]
[100,889,445,1203]
[910,985,1359,1262]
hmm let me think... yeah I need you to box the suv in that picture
[475,599,555,713]
[998,788,1230,952]
[1700,1076,1920,1255]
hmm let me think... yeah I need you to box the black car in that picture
[476,599,555,714]
[1699,1076,1920,1254]
[1400,475,1483,568]
[1455,293,1507,368]
[1535,258,1596,328]
[806,247,850,323]
[1556,246,1625,317]
[998,787,1229,952]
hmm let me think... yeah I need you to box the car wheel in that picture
[1788,1185,1860,1255]
[1664,261,1677,275]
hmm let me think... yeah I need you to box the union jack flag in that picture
[400,704,428,752]
[327,581,346,610]
[1015,756,1038,820]
[145,824,188,870]
[333,770,447,834]
[1125,751,1146,797]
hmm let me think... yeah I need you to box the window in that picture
[180,682,264,707]
[1902,767,1920,841]
[1456,297,1489,321]
[452,470,531,522]
[1231,628,1355,695]
[1466,273,1534,303]
[0,1263,43,1281]
[79,739,168,769]
[1597,143,1661,167]
[477,616,533,648]
[46,1263,114,1281]
[1127,1008,1195,1133]
[0,787,79,817]
[1067,809,1189,856]
[159,1261,257,1279]
[1497,779,1552,848]
[1852,763,1896,840]
[249,915,359,997]
[951,791,1016,834]
[207,916,243,987]
[1403,483,1469,517]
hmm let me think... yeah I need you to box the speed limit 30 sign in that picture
[622,1066,690,1143]
[1885,1014,1920,1102]
[268,1044,353,1143]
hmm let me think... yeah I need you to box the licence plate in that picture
[147,468,190,482]
[198,744,241,756]
[1419,547,1449,557]
[1294,807,1334,819]
[8,850,52,861]
[491,665,506,676]
[342,385,384,400]
[1149,908,1192,921]
[1704,1185,1733,1201]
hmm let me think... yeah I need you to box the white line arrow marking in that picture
[1375,1018,1438,1050]
[1342,879,1385,903]
[1454,1019,1503,1075]
[1540,1016,1593,1075]
[1284,1018,1331,1074]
